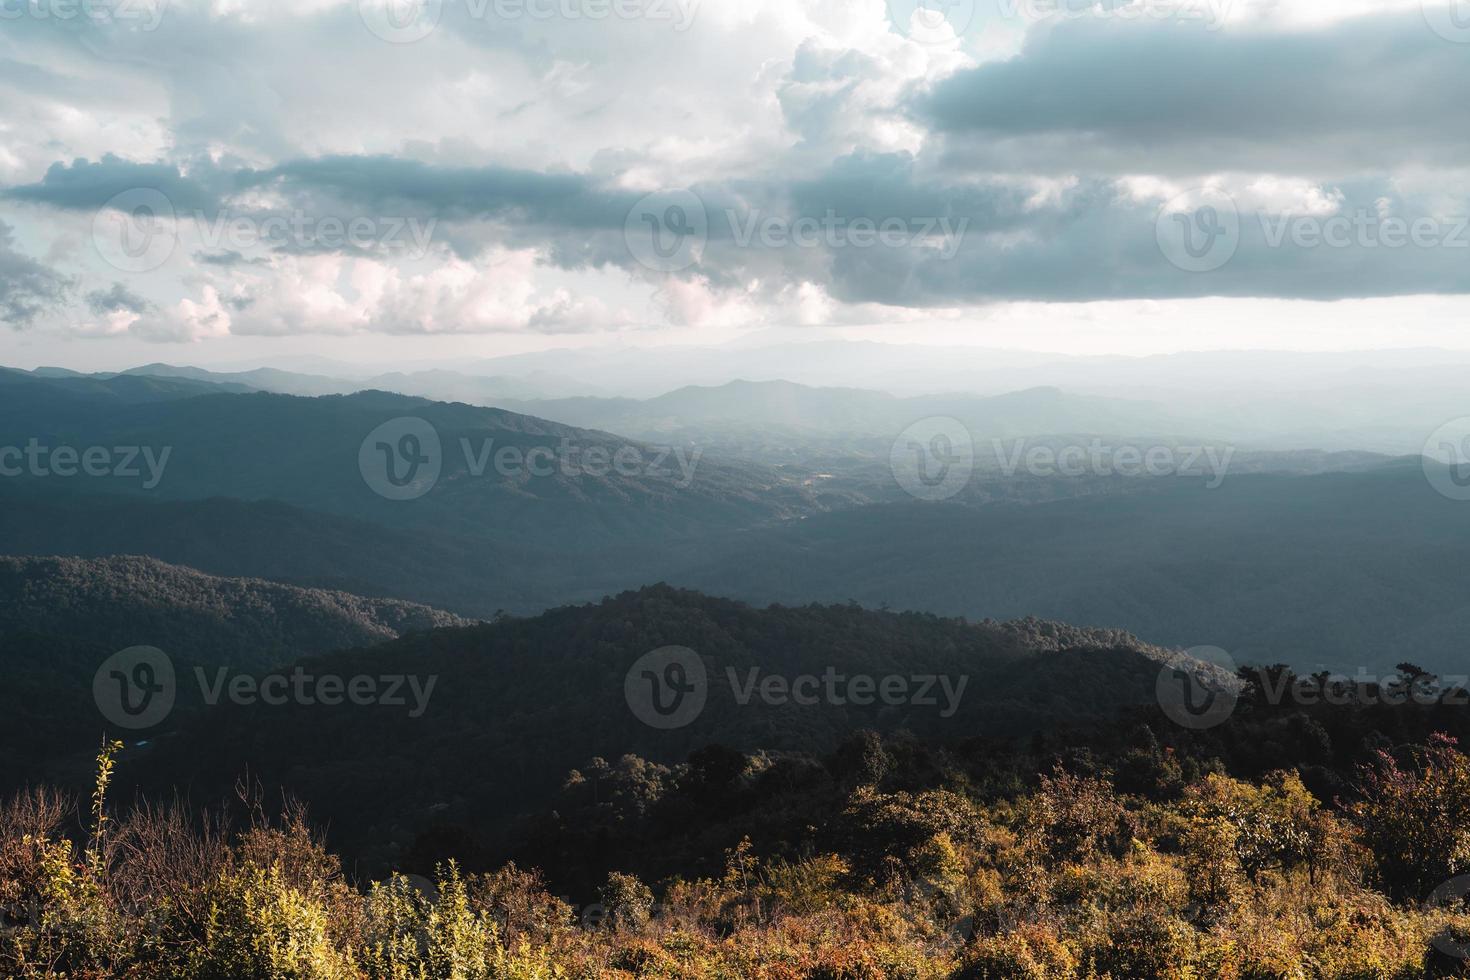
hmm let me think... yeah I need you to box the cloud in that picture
[241,155,625,237]
[914,12,1470,177]
[3,0,1470,347]
[4,155,219,212]
[0,221,71,327]
[85,282,152,315]
[11,147,1470,330]
[195,249,270,267]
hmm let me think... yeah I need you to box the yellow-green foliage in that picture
[192,864,356,980]
[4,748,1470,980]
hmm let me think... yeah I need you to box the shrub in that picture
[1350,734,1470,899]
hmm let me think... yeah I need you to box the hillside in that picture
[667,460,1470,675]
[0,366,252,431]
[0,375,825,546]
[129,584,1176,866]
[0,369,1458,677]
[0,455,1458,674]
[0,555,469,785]
[0,555,469,662]
[0,485,562,617]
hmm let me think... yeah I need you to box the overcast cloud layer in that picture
[1,0,1468,351]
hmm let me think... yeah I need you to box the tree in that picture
[1349,733,1470,898]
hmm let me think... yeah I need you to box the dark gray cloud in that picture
[14,148,1468,307]
[837,186,1470,306]
[0,221,71,327]
[4,154,219,212]
[914,12,1470,176]
[85,282,152,315]
[242,156,620,228]
[194,249,269,267]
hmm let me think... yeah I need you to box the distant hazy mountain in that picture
[466,339,1470,398]
[465,339,1066,397]
[507,380,894,438]
[0,366,253,425]
[475,342,1470,453]
[81,342,1470,454]
[360,369,607,403]
[114,363,604,403]
[121,363,359,397]
[508,380,1195,445]
[118,363,598,402]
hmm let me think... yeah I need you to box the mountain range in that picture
[13,341,1470,453]
[3,349,1467,877]
[0,366,1463,672]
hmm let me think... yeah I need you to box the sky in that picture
[1,0,1469,369]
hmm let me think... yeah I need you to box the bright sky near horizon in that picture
[2,0,1469,368]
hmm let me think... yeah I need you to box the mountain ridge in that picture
[127,581,1181,865]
